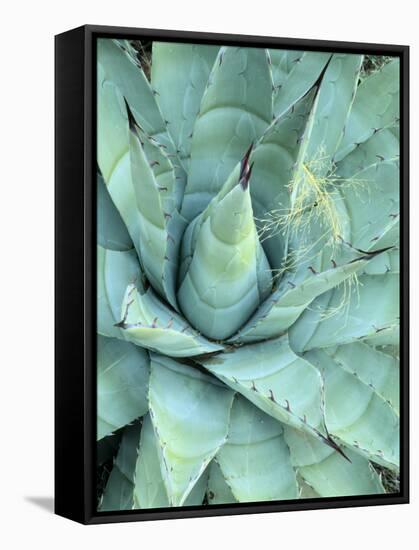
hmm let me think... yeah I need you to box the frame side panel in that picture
[400,45,410,501]
[55,26,87,524]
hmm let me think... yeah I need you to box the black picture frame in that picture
[55,24,410,525]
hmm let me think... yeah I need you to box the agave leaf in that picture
[117,283,224,357]
[363,247,399,276]
[299,449,384,497]
[133,414,209,509]
[283,422,335,468]
[151,42,219,168]
[97,60,130,186]
[129,109,186,211]
[95,78,139,257]
[97,62,142,250]
[97,41,187,254]
[335,59,400,162]
[207,460,237,505]
[229,250,378,344]
[309,53,363,160]
[97,39,176,153]
[273,51,331,118]
[97,336,150,440]
[289,272,399,352]
[297,476,321,499]
[97,246,140,339]
[179,90,315,277]
[178,161,247,286]
[323,342,400,415]
[250,90,316,270]
[284,427,384,496]
[363,326,399,347]
[276,157,398,326]
[216,396,298,502]
[268,48,302,90]
[303,349,399,471]
[181,465,210,506]
[285,426,384,497]
[182,46,273,220]
[134,414,168,508]
[282,54,363,251]
[335,160,400,253]
[198,335,331,444]
[289,53,363,200]
[102,153,141,255]
[378,345,400,359]
[97,173,133,252]
[182,465,209,506]
[148,354,235,506]
[178,153,272,340]
[270,56,364,291]
[99,421,141,511]
[336,128,399,179]
[177,213,201,286]
[127,115,187,309]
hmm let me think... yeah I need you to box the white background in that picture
[1,0,415,548]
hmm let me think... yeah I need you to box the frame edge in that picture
[55,25,88,525]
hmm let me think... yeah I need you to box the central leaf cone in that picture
[177,148,273,340]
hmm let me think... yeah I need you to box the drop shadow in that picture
[25,496,54,513]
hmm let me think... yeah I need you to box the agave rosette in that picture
[96,39,400,510]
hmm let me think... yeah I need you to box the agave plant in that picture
[96,38,400,510]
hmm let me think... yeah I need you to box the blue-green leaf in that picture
[99,422,141,511]
[216,396,298,502]
[323,342,400,415]
[289,273,399,351]
[128,118,187,309]
[284,427,384,496]
[133,414,209,509]
[268,48,303,91]
[178,154,272,340]
[97,336,150,440]
[148,355,235,506]
[304,348,399,471]
[289,53,363,196]
[97,39,187,258]
[97,39,175,152]
[151,42,219,168]
[181,46,273,220]
[198,335,329,443]
[117,282,224,357]
[273,51,331,118]
[229,251,378,344]
[335,59,400,161]
[97,246,140,339]
[134,414,168,508]
[97,173,133,252]
[335,160,400,253]
[207,461,237,505]
[251,90,316,270]
[336,128,399,179]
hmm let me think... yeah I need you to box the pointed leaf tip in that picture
[239,143,254,190]
[123,97,138,132]
[240,163,254,190]
[339,235,396,259]
[321,433,352,463]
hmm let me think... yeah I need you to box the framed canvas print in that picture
[55,25,409,524]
